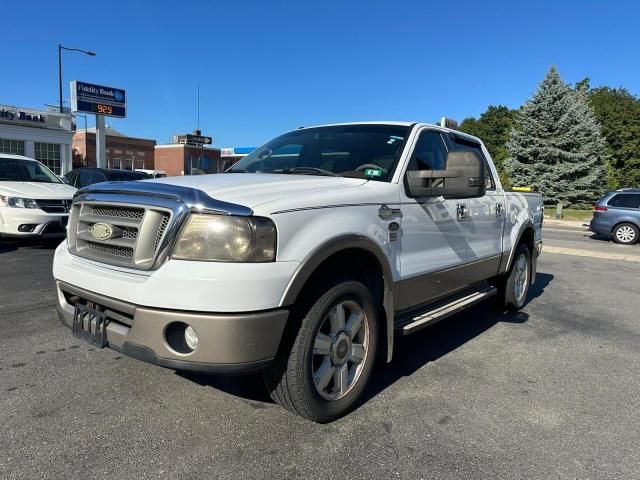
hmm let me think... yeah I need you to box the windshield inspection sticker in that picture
[364,167,383,178]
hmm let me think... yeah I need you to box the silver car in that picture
[590,189,640,244]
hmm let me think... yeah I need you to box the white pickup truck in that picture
[53,121,543,422]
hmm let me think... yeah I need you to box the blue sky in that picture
[3,0,639,147]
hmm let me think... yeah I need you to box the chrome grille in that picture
[91,206,144,219]
[154,214,170,250]
[122,227,138,240]
[36,199,72,214]
[87,241,134,258]
[68,201,172,269]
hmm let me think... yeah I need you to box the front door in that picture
[397,129,469,311]
[445,135,505,283]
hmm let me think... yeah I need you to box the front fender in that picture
[274,204,400,362]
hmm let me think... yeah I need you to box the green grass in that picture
[544,208,592,221]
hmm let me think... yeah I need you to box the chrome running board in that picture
[395,285,497,335]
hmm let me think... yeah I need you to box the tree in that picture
[459,105,516,186]
[587,87,640,189]
[505,66,608,208]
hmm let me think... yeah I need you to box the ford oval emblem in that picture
[89,222,114,241]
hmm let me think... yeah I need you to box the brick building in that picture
[72,127,156,171]
[155,131,239,176]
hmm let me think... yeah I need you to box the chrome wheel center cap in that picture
[331,333,351,365]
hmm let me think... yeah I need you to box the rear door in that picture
[447,134,504,283]
[608,192,640,224]
[397,128,468,310]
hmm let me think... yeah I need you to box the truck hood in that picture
[146,173,368,208]
[0,181,77,199]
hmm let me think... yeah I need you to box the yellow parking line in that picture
[544,245,640,263]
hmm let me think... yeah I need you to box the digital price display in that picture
[71,81,127,118]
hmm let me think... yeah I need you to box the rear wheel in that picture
[612,223,639,245]
[497,244,531,312]
[263,280,378,423]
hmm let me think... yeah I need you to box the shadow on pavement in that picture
[0,238,62,253]
[588,232,612,242]
[178,273,554,410]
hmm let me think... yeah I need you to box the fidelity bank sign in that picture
[0,107,46,124]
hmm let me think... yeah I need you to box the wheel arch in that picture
[280,234,396,363]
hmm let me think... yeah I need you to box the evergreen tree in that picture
[505,66,608,208]
[459,105,516,187]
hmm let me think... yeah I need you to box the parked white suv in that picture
[53,122,543,421]
[0,154,76,239]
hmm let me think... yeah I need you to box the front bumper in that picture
[56,281,289,374]
[0,207,69,237]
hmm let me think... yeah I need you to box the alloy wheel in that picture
[312,300,369,401]
[615,225,636,243]
[513,253,529,303]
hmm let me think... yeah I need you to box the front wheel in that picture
[263,280,378,423]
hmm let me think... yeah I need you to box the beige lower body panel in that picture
[56,281,289,373]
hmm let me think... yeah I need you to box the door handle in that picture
[457,204,469,220]
[495,203,504,216]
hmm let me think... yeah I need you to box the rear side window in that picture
[608,193,640,208]
[448,134,495,189]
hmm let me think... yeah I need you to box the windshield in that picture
[229,124,410,181]
[0,157,62,183]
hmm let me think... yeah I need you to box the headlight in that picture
[0,196,39,209]
[172,214,276,262]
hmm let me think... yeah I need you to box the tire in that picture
[263,280,379,423]
[499,244,531,312]
[612,223,639,245]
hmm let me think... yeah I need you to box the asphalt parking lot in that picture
[1,229,639,479]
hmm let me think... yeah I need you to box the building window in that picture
[0,139,25,156]
[112,158,121,169]
[135,158,144,169]
[124,158,133,170]
[34,142,61,174]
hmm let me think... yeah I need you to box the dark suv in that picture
[63,168,150,189]
[590,189,640,244]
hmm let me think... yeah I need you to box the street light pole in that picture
[57,44,96,113]
[58,44,63,114]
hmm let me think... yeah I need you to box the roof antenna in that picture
[197,83,200,131]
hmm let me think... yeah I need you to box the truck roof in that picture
[0,153,37,162]
[298,121,482,143]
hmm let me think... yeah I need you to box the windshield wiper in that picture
[278,167,340,177]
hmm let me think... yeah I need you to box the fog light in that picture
[184,326,199,350]
[18,224,37,232]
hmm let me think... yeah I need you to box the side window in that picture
[407,131,448,171]
[449,134,495,190]
[608,194,640,209]
[91,172,107,184]
[77,171,94,188]
[64,171,77,186]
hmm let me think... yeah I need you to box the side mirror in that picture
[406,151,486,199]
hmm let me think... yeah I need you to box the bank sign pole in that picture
[70,81,127,168]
